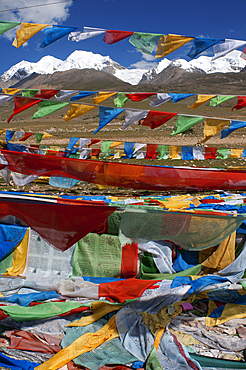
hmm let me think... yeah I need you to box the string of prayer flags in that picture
[170,115,205,136]
[32,100,69,119]
[187,37,224,59]
[201,118,230,143]
[129,32,163,54]
[0,20,20,35]
[232,96,246,111]
[12,22,49,48]
[40,25,77,48]
[212,39,246,60]
[68,26,106,42]
[93,106,124,134]
[93,92,116,104]
[56,90,79,101]
[69,91,96,102]
[103,30,134,44]
[63,104,96,122]
[114,93,129,108]
[209,95,236,106]
[155,34,194,58]
[189,94,216,109]
[150,93,172,107]
[141,111,177,129]
[121,109,149,129]
[221,120,246,139]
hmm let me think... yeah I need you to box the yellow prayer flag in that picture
[12,22,49,48]
[63,104,96,122]
[169,145,181,159]
[41,132,53,139]
[201,118,230,143]
[189,95,216,109]
[1,88,21,95]
[156,34,194,58]
[109,141,123,149]
[3,228,29,276]
[93,92,116,104]
[230,148,244,158]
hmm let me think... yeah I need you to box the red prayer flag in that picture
[120,242,138,278]
[141,110,177,129]
[35,89,60,99]
[146,144,158,159]
[103,30,134,44]
[8,97,42,123]
[205,147,217,159]
[232,96,246,111]
[19,132,34,141]
[88,139,101,147]
[125,93,156,102]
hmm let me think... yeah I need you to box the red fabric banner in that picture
[120,242,138,278]
[141,110,177,129]
[103,30,134,44]
[0,195,116,251]
[125,93,156,102]
[99,278,160,303]
[205,147,217,159]
[19,133,34,141]
[232,96,246,111]
[146,144,158,159]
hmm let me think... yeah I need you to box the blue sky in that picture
[0,0,246,75]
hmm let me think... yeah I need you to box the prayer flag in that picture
[22,89,39,97]
[63,104,96,122]
[122,109,149,129]
[221,120,246,138]
[32,101,69,119]
[19,133,34,141]
[193,147,205,160]
[169,145,181,159]
[2,88,21,95]
[126,93,156,102]
[93,106,124,134]
[103,30,134,44]
[129,32,163,54]
[35,89,60,99]
[42,132,53,139]
[146,144,159,159]
[141,111,177,129]
[110,141,123,149]
[35,133,43,143]
[188,95,216,109]
[69,91,96,102]
[157,145,169,159]
[79,138,90,149]
[201,118,230,143]
[101,141,113,158]
[7,97,42,123]
[12,22,49,48]
[230,149,244,158]
[68,26,105,41]
[0,94,14,107]
[114,93,129,107]
[156,34,194,58]
[0,20,20,35]
[212,39,246,60]
[124,142,135,158]
[216,148,230,159]
[88,139,101,147]
[168,93,195,103]
[40,25,77,48]
[67,137,80,150]
[241,46,246,60]
[93,92,116,104]
[209,95,235,106]
[232,96,246,110]
[204,147,217,159]
[6,131,15,142]
[187,37,223,59]
[181,146,194,160]
[56,90,79,100]
[150,93,171,107]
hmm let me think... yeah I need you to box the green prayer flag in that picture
[100,140,113,159]
[1,301,83,322]
[170,115,204,136]
[157,145,169,159]
[32,100,69,119]
[129,32,163,54]
[0,20,20,35]
[209,95,235,107]
[216,148,230,159]
[141,264,203,280]
[146,345,163,370]
[114,93,128,108]
[22,89,39,97]
[35,133,43,143]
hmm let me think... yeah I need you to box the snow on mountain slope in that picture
[1,50,246,86]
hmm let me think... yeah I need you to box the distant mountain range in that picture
[1,50,246,94]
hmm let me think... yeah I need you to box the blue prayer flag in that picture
[40,25,77,48]
[69,91,96,102]
[124,142,135,158]
[221,120,246,139]
[168,93,195,103]
[94,106,124,134]
[187,37,224,58]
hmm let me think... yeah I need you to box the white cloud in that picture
[127,48,158,69]
[0,0,73,40]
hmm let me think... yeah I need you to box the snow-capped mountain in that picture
[1,50,246,87]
